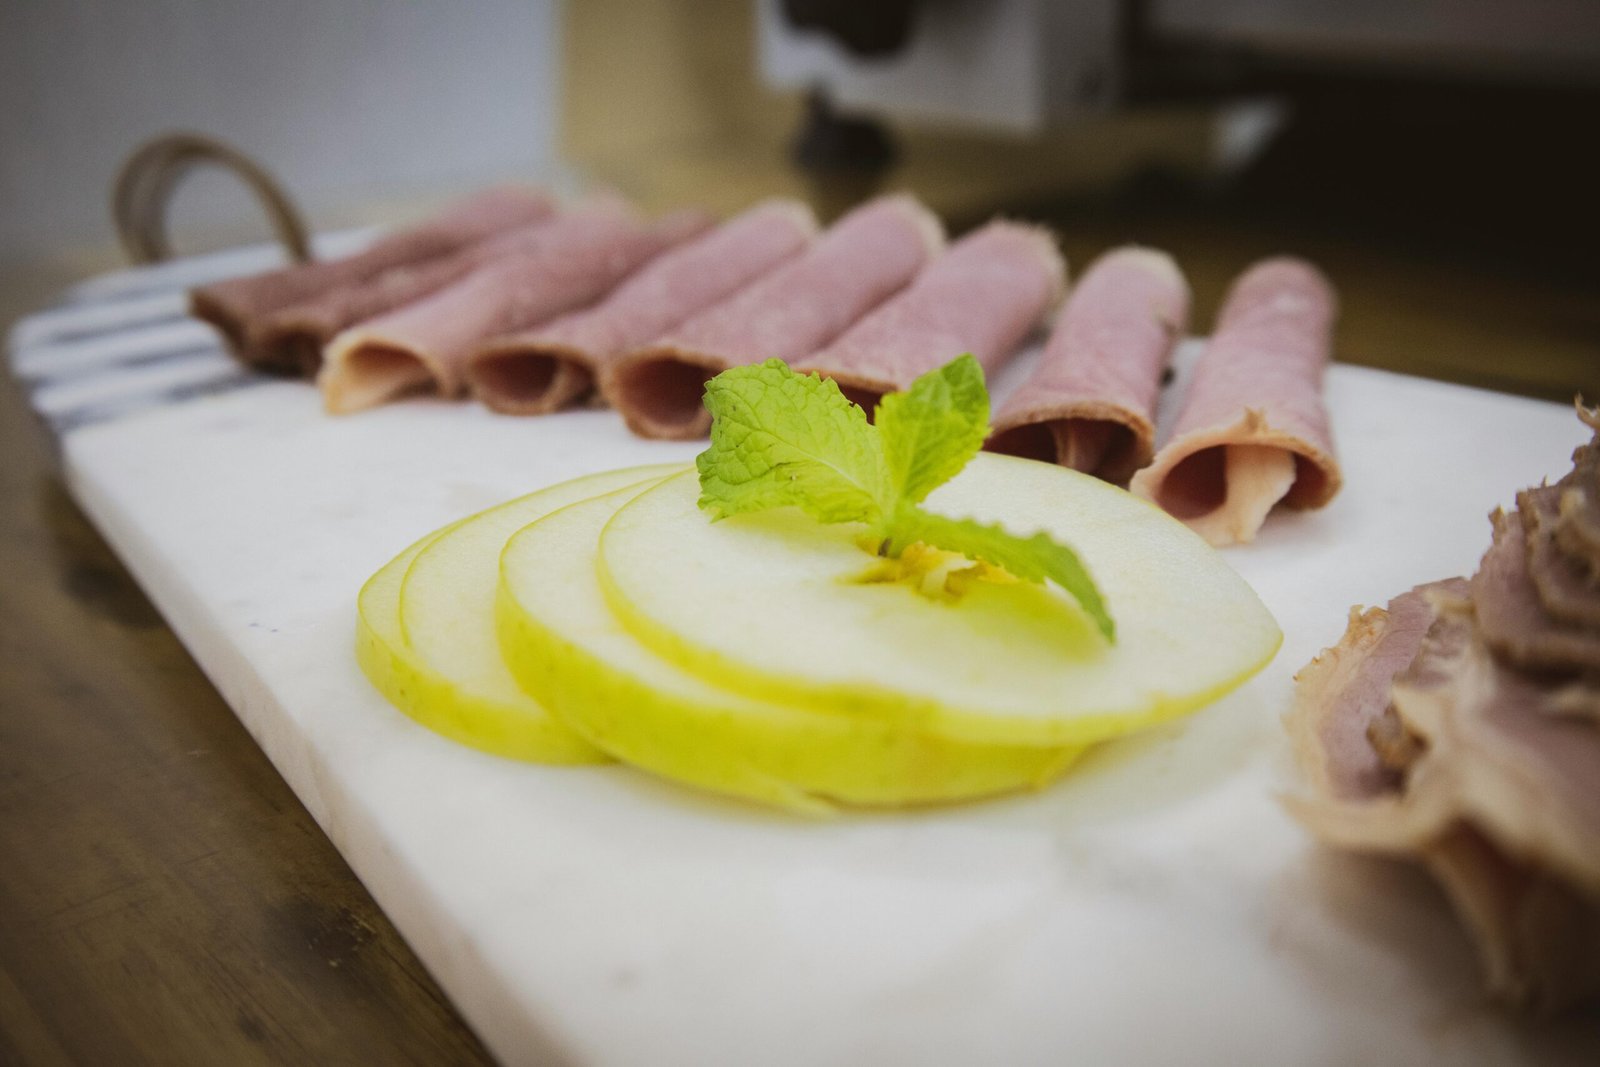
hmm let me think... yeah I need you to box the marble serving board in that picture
[9,248,1599,1066]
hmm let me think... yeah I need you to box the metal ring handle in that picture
[111,133,312,265]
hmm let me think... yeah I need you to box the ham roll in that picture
[189,186,553,372]
[987,247,1189,485]
[248,212,565,377]
[465,199,818,416]
[795,220,1064,414]
[1129,257,1342,546]
[605,194,944,440]
[319,203,714,414]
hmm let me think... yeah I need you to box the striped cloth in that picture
[6,229,377,437]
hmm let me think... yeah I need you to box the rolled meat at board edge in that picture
[1129,256,1341,547]
[986,247,1189,486]
[793,220,1065,415]
[602,193,946,441]
[246,214,562,378]
[188,186,554,370]
[318,206,714,415]
[465,199,820,416]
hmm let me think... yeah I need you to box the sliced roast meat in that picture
[1129,257,1341,546]
[987,247,1188,485]
[189,187,553,371]
[604,194,944,440]
[1520,486,1600,628]
[319,205,714,414]
[1389,609,1600,896]
[1288,406,1600,1012]
[1472,508,1600,675]
[1423,825,1600,1011]
[1554,403,1600,573]
[1557,485,1600,577]
[1290,600,1600,1009]
[1286,580,1466,803]
[794,221,1064,414]
[1549,682,1600,724]
[465,200,818,416]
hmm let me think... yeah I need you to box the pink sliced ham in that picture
[248,213,566,376]
[794,220,1064,413]
[1129,257,1341,546]
[189,187,553,371]
[465,199,818,416]
[318,204,714,414]
[604,194,945,440]
[986,247,1189,486]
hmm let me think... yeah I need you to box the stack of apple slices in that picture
[357,454,1281,815]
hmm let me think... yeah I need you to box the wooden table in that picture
[0,321,491,1063]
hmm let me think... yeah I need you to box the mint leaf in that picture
[875,353,989,506]
[696,358,885,524]
[695,355,1115,644]
[887,506,1116,642]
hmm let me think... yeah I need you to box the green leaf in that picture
[875,353,989,506]
[696,359,885,525]
[886,505,1116,642]
[695,354,1116,645]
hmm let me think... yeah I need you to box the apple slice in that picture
[497,483,1085,814]
[357,527,463,743]
[597,452,1282,747]
[358,464,684,763]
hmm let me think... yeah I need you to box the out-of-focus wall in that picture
[0,1,560,265]
[560,0,1219,224]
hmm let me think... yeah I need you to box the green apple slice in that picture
[496,483,1085,814]
[359,464,684,763]
[597,452,1282,747]
[356,527,466,743]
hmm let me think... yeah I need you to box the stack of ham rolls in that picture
[190,185,1344,545]
[1287,405,1600,1012]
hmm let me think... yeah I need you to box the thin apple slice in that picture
[497,483,1085,814]
[358,464,683,763]
[597,452,1282,747]
[357,527,464,741]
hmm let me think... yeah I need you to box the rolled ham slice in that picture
[1129,257,1341,546]
[319,205,714,414]
[189,187,553,371]
[1132,254,1344,547]
[465,199,818,416]
[248,212,567,377]
[794,221,1064,414]
[605,194,945,440]
[986,247,1189,486]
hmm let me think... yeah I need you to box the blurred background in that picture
[2,0,1597,398]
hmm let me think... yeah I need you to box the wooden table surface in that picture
[2,175,1596,1064]
[0,349,494,1062]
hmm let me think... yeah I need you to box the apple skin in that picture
[598,455,1284,747]
[497,485,1085,815]
[356,465,683,764]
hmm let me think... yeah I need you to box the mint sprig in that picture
[695,355,1115,642]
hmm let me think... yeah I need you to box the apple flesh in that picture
[358,464,682,763]
[496,483,1086,814]
[597,453,1282,747]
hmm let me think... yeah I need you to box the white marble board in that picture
[9,249,1598,1066]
